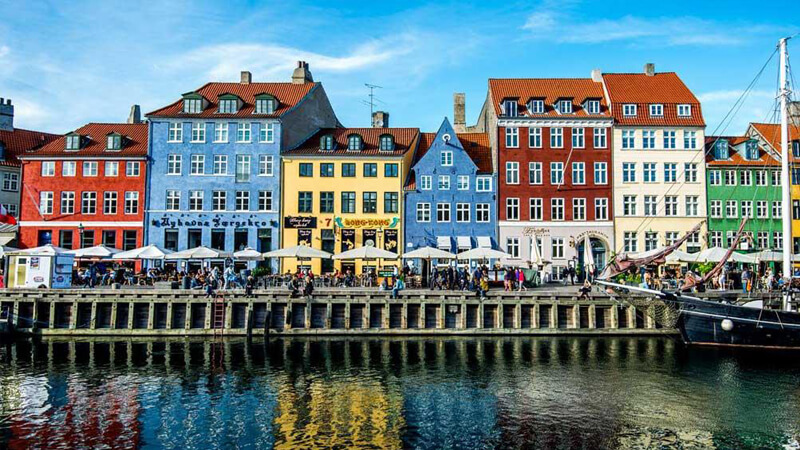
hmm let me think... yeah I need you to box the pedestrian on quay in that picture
[741,267,751,294]
[245,276,255,298]
[391,274,405,299]
[579,280,592,300]
[479,270,489,300]
[517,268,527,292]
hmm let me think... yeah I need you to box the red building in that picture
[18,121,148,250]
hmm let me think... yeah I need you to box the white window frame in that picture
[168,123,183,143]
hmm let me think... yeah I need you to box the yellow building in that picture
[280,127,419,275]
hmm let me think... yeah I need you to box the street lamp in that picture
[78,223,84,248]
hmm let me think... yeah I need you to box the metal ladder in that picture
[211,294,226,372]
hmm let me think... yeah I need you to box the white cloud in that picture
[698,89,777,134]
[0,46,9,59]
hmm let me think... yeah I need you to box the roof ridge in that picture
[0,127,59,136]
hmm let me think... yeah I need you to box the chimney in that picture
[127,104,142,124]
[0,98,13,132]
[240,71,252,84]
[644,63,655,76]
[453,93,466,132]
[291,61,314,84]
[372,111,389,128]
[591,69,603,82]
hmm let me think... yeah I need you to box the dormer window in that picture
[745,140,759,161]
[254,94,277,114]
[379,134,394,151]
[320,135,334,151]
[528,99,544,114]
[218,98,238,114]
[677,104,692,117]
[586,100,600,114]
[557,100,573,114]
[106,133,122,150]
[649,104,664,117]
[502,100,518,117]
[622,104,637,117]
[347,134,363,151]
[714,139,729,160]
[183,98,203,114]
[65,134,81,150]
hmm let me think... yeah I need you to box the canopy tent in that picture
[402,247,456,260]
[233,247,264,261]
[751,250,785,262]
[9,244,70,256]
[111,244,173,260]
[694,246,756,264]
[66,245,122,259]
[262,245,332,259]
[457,247,511,261]
[498,258,529,268]
[165,246,233,260]
[0,245,17,258]
[333,246,398,260]
[665,250,701,264]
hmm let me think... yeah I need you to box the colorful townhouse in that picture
[474,75,614,280]
[144,63,339,270]
[0,97,58,245]
[705,136,782,255]
[18,117,148,250]
[603,65,707,255]
[747,122,800,252]
[280,123,420,275]
[403,118,495,265]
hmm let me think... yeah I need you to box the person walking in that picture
[517,268,527,292]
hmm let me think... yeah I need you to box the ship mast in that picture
[780,37,792,310]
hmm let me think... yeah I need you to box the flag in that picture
[0,205,17,225]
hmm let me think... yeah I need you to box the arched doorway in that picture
[577,237,607,278]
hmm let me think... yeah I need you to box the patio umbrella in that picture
[111,244,173,260]
[583,237,595,270]
[456,247,510,261]
[66,245,121,259]
[262,245,332,259]
[751,250,783,262]
[233,247,264,261]
[402,246,456,260]
[333,246,398,260]
[13,244,70,255]
[165,246,233,260]
[530,238,544,267]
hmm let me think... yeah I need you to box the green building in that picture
[705,136,782,255]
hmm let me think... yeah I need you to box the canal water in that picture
[0,337,798,449]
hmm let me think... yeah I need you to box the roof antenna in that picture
[363,83,383,121]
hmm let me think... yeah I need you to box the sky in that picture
[1,0,798,136]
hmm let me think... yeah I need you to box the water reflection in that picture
[0,337,798,449]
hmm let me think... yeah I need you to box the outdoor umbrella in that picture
[583,237,595,270]
[333,246,398,260]
[165,246,233,260]
[402,246,456,260]
[111,244,173,260]
[530,238,544,267]
[233,247,264,261]
[665,250,701,264]
[751,250,783,262]
[66,245,121,259]
[262,245,332,259]
[13,244,70,255]
[456,247,510,261]
[695,246,756,264]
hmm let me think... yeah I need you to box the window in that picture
[595,198,608,221]
[529,162,542,185]
[505,128,518,148]
[684,130,696,149]
[622,130,635,149]
[550,128,563,148]
[775,232,784,250]
[710,231,722,248]
[623,195,637,216]
[363,192,377,213]
[183,98,202,113]
[320,135,334,151]
[572,128,585,148]
[677,104,691,117]
[437,203,451,222]
[342,163,356,177]
[586,100,600,114]
[65,134,81,150]
[420,175,432,190]
[237,123,252,142]
[686,196,698,216]
[191,123,205,143]
[476,176,492,192]
[385,163,399,177]
[126,161,140,177]
[168,123,183,142]
[623,162,636,183]
[298,192,313,213]
[83,162,98,177]
[416,203,431,222]
[363,163,378,177]
[794,168,800,185]
[457,175,469,190]
[645,232,659,251]
[214,123,228,142]
[456,203,470,222]
[378,134,394,151]
[664,163,677,182]
[529,198,543,221]
[212,191,226,211]
[188,190,203,211]
[740,170,752,186]
[573,198,586,221]
[506,162,519,184]
[503,100,518,117]
[756,170,767,186]
[60,192,74,215]
[724,170,737,186]
[551,198,564,221]
[166,190,181,210]
[726,200,738,218]
[529,128,542,148]
[642,130,656,149]
[438,175,451,190]
[235,155,251,183]
[384,192,399,213]
[624,232,638,252]
[476,203,490,222]
[683,163,697,183]
[622,104,637,116]
[347,134,362,151]
[710,200,722,218]
[40,192,54,215]
[164,230,179,252]
[593,128,607,148]
[558,100,573,114]
[552,237,565,259]
[190,155,204,175]
[62,161,76,177]
[506,237,520,258]
[742,200,754,218]
[643,163,656,182]
[167,155,181,175]
[709,170,721,185]
[644,195,657,216]
[649,104,664,117]
[528,99,544,114]
[773,201,782,219]
[258,191,273,212]
[236,191,250,211]
[1,173,17,192]
[259,123,275,143]
[319,192,334,213]
[255,97,276,114]
[82,192,97,214]
[320,163,334,177]
[663,130,676,149]
[757,200,768,219]
[757,231,769,250]
[41,161,55,176]
[122,230,137,251]
[550,162,563,185]
[124,192,139,214]
[664,196,678,216]
[572,162,585,185]
[506,198,519,221]
[299,163,313,177]
[341,192,355,213]
[594,162,607,184]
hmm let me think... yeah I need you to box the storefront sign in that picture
[335,217,399,229]
[284,216,317,229]
[522,227,550,237]
[151,215,273,229]
[384,229,398,252]
[574,230,609,241]
[341,229,355,252]
[363,229,377,247]
[297,229,312,246]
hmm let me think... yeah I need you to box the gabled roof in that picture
[0,127,59,167]
[285,127,420,156]
[705,135,778,167]
[488,78,610,118]
[22,123,148,157]
[147,82,317,118]
[602,72,705,126]
[749,122,800,163]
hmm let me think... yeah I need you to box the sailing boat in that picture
[600,37,800,349]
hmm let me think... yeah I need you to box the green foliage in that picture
[695,262,715,275]
[615,272,641,284]
[251,266,270,278]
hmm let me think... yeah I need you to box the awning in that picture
[477,236,492,248]
[457,236,471,249]
[0,223,17,245]
[437,236,451,250]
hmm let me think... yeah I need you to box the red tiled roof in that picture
[602,72,705,126]
[488,78,610,118]
[705,135,778,166]
[285,127,419,156]
[22,123,148,157]
[406,132,492,190]
[0,127,59,166]
[147,82,317,118]
[751,122,800,149]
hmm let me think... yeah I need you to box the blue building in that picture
[403,118,496,262]
[145,63,339,269]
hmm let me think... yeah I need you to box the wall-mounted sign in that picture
[285,216,317,229]
[363,229,377,247]
[151,215,274,229]
[335,217,399,229]
[297,229,312,246]
[522,227,550,237]
[384,229,398,252]
[341,229,355,252]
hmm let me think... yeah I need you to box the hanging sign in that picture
[341,229,356,252]
[335,217,399,229]
[285,216,317,229]
[363,229,377,247]
[384,229,398,252]
[297,229,312,246]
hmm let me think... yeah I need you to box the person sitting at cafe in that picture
[579,280,592,300]
[303,275,314,298]
[344,270,355,287]
[288,275,302,298]
[391,274,405,299]
[379,278,388,291]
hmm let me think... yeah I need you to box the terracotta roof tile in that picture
[488,78,610,118]
[705,135,778,166]
[0,128,59,166]
[285,127,419,156]
[147,82,317,118]
[22,123,148,158]
[602,72,705,126]
[751,122,800,149]
[405,132,491,190]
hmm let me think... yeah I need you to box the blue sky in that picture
[1,0,798,135]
